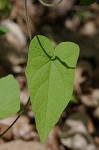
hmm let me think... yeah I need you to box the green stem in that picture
[38,0,63,7]
[0,0,31,138]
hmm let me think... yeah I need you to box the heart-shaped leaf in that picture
[26,35,79,143]
[0,75,20,118]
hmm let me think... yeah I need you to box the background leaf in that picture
[0,75,20,118]
[70,95,78,104]
[0,0,11,14]
[0,26,9,36]
[79,0,96,5]
[26,35,79,143]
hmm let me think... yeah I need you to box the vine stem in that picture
[38,0,63,7]
[0,0,31,138]
[0,98,30,138]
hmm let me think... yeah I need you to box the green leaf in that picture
[26,35,79,143]
[80,0,96,5]
[0,75,20,118]
[0,26,9,36]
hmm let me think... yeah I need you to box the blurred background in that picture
[0,0,99,150]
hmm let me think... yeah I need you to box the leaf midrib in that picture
[41,60,67,141]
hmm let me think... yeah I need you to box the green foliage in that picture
[0,26,9,36]
[0,0,11,14]
[0,75,20,118]
[79,0,96,5]
[70,95,78,104]
[26,35,79,143]
[77,11,91,20]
